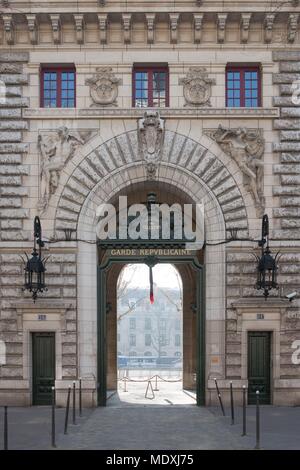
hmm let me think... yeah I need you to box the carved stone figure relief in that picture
[138,111,165,179]
[85,67,122,106]
[205,125,265,216]
[179,67,216,107]
[38,127,93,214]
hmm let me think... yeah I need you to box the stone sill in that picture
[23,107,279,120]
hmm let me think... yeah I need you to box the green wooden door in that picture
[32,332,55,405]
[248,331,271,405]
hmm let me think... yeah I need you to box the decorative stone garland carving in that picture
[37,127,93,214]
[205,125,265,216]
[138,111,165,180]
[85,67,122,107]
[179,67,216,107]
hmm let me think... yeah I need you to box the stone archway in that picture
[52,129,251,405]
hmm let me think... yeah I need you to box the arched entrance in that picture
[54,129,247,407]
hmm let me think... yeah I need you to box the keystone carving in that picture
[38,127,93,214]
[179,67,216,107]
[85,67,122,107]
[205,125,265,216]
[138,111,165,180]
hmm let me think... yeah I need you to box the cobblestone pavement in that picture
[0,402,299,450]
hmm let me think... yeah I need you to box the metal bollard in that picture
[230,381,234,425]
[153,375,159,391]
[72,381,76,425]
[214,378,225,416]
[3,406,8,450]
[124,378,127,392]
[79,377,82,417]
[242,385,247,436]
[255,390,260,450]
[51,387,56,448]
[64,386,71,435]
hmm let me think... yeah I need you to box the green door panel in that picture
[32,332,55,405]
[248,331,271,405]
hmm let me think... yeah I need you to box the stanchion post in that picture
[230,381,234,425]
[242,385,247,436]
[124,378,127,392]
[255,390,260,450]
[72,380,76,425]
[214,378,225,416]
[64,385,71,435]
[4,406,8,450]
[153,375,159,391]
[51,387,56,448]
[79,377,82,417]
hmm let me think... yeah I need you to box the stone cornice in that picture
[0,11,299,45]
[23,107,279,119]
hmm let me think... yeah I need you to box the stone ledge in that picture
[23,107,279,119]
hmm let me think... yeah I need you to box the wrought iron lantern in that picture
[254,214,280,300]
[23,216,48,302]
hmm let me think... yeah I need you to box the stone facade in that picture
[0,1,300,407]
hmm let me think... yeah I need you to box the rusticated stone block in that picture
[59,198,81,214]
[221,198,244,213]
[0,367,23,378]
[0,143,28,153]
[281,108,300,118]
[0,165,29,175]
[0,264,22,274]
[274,119,300,130]
[274,164,300,174]
[278,275,300,285]
[279,62,300,73]
[281,196,300,206]
[66,322,77,332]
[241,287,265,297]
[0,176,21,186]
[0,52,29,62]
[227,276,256,286]
[281,218,300,228]
[0,276,23,286]
[273,207,300,217]
[272,229,300,238]
[62,344,77,355]
[0,230,29,240]
[0,154,22,164]
[0,97,29,108]
[0,132,22,142]
[0,253,23,263]
[273,142,300,152]
[62,356,77,366]
[279,84,294,95]
[0,198,22,208]
[63,288,77,298]
[273,51,300,61]
[281,175,300,185]
[224,210,247,222]
[0,121,27,131]
[0,208,29,218]
[62,264,77,275]
[0,186,28,196]
[227,252,254,262]
[280,130,300,141]
[49,253,76,263]
[5,86,22,98]
[0,63,22,74]
[45,264,61,275]
[281,153,300,163]
[0,219,22,230]
[280,264,300,273]
[0,74,28,85]
[273,73,300,84]
[0,109,22,119]
[274,97,298,107]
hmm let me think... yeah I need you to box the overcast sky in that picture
[121,263,182,289]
